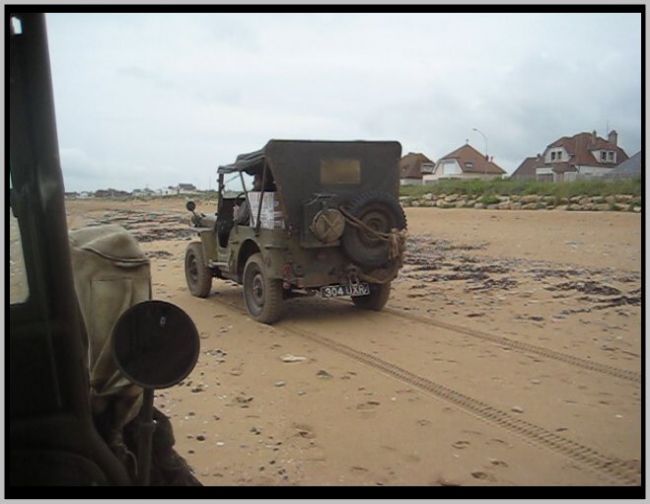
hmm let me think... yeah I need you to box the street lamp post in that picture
[472,128,488,175]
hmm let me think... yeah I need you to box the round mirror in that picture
[112,300,200,389]
[186,200,196,212]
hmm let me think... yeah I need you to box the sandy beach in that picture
[55,197,642,487]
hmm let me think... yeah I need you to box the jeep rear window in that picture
[320,159,361,185]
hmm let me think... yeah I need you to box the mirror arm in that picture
[136,387,155,486]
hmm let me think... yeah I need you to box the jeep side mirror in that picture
[112,300,199,389]
[111,300,200,485]
[186,201,196,212]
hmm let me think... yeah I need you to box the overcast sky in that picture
[46,12,641,192]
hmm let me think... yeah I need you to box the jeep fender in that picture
[236,239,261,282]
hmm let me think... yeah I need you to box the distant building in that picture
[399,152,435,185]
[424,143,505,183]
[603,151,642,180]
[516,130,630,182]
[163,183,198,195]
[178,183,197,193]
[510,155,542,180]
[94,188,129,198]
[133,188,157,196]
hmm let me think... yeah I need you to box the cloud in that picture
[46,12,642,188]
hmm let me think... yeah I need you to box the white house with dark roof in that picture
[523,130,629,182]
[423,143,506,183]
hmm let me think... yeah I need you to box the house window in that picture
[600,151,607,161]
[607,151,615,162]
[464,161,473,169]
[550,152,555,161]
[442,161,461,176]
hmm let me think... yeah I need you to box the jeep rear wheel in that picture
[243,253,284,324]
[352,282,391,311]
[342,191,407,268]
[185,242,212,298]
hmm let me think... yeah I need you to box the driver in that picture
[234,172,263,226]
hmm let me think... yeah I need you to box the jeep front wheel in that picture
[243,253,285,324]
[185,242,212,298]
[352,282,391,311]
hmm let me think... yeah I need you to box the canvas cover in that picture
[218,140,402,231]
[69,224,152,440]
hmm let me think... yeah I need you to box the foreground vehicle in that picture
[185,140,408,323]
[9,13,200,488]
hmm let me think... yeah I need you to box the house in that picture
[94,188,129,198]
[603,151,642,179]
[177,183,197,194]
[132,188,157,197]
[510,155,542,180]
[423,143,506,183]
[399,152,435,185]
[164,183,198,195]
[519,130,629,182]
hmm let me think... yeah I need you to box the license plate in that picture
[320,283,370,298]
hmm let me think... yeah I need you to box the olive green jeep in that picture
[184,140,407,324]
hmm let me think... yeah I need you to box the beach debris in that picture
[281,354,307,363]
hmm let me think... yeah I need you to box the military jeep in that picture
[184,140,407,324]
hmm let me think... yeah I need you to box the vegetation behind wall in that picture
[400,177,641,199]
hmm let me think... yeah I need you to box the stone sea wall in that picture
[400,193,642,212]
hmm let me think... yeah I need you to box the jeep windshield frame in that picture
[218,140,402,234]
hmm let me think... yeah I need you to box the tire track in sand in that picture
[213,297,641,486]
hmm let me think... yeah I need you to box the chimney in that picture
[591,130,598,143]
[490,156,494,162]
[608,130,618,146]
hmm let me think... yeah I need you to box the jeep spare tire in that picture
[341,191,407,268]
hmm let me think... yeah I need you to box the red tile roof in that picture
[438,144,506,175]
[547,131,628,167]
